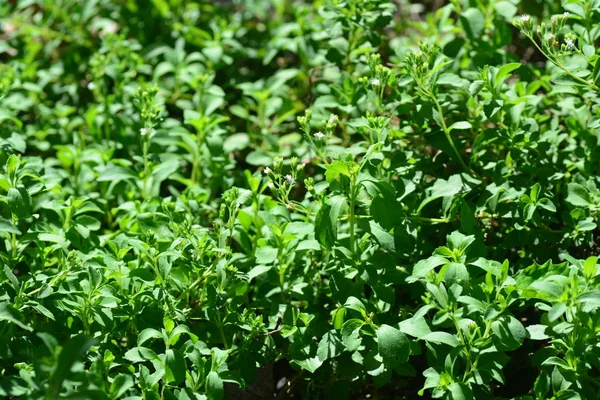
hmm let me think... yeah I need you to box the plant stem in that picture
[408,216,450,223]
[425,89,474,175]
[11,232,17,262]
[527,34,600,92]
[142,137,150,198]
[218,313,229,349]
[348,177,357,258]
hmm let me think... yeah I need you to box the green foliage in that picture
[2,0,600,398]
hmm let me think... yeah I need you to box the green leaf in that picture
[526,324,550,340]
[332,307,346,330]
[4,265,19,290]
[247,265,272,281]
[542,357,572,371]
[566,183,592,207]
[552,73,584,86]
[407,256,448,283]
[315,195,347,250]
[137,328,163,346]
[492,316,526,351]
[447,231,476,254]
[0,217,20,234]
[377,324,410,367]
[548,303,567,322]
[109,374,134,400]
[368,221,395,252]
[255,246,278,264]
[344,297,367,315]
[422,331,460,347]
[341,319,363,352]
[538,198,556,212]
[206,371,224,400]
[97,165,137,182]
[448,382,474,400]
[448,121,472,132]
[293,356,323,373]
[584,256,598,279]
[576,290,600,308]
[0,302,32,331]
[223,133,249,153]
[494,63,521,87]
[165,349,186,385]
[418,174,471,213]
[317,330,344,361]
[460,8,485,40]
[7,187,32,219]
[325,160,356,182]
[48,335,96,397]
[399,317,431,339]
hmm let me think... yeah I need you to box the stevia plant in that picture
[3,0,600,399]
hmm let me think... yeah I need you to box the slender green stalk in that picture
[526,33,600,92]
[348,176,357,258]
[425,89,474,175]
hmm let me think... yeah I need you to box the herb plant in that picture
[2,0,600,399]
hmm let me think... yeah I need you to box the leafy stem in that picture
[423,88,474,175]
[525,32,600,92]
[348,174,358,258]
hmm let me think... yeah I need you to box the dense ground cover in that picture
[3,0,600,398]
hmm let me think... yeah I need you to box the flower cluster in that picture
[262,156,306,211]
[515,11,575,56]
[402,43,440,91]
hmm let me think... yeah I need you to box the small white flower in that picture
[328,114,337,124]
[548,33,555,41]
[100,21,119,38]
[284,174,295,185]
[140,127,149,136]
[264,167,272,174]
[286,203,293,210]
[565,38,575,50]
[267,182,275,189]
[370,78,381,86]
[88,82,96,90]
[520,14,530,22]
[314,131,325,140]
[564,12,569,18]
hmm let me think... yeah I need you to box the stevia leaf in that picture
[377,324,410,366]
[315,195,347,250]
[48,335,96,397]
[422,332,460,347]
[206,371,224,400]
[317,330,344,361]
[165,349,186,385]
